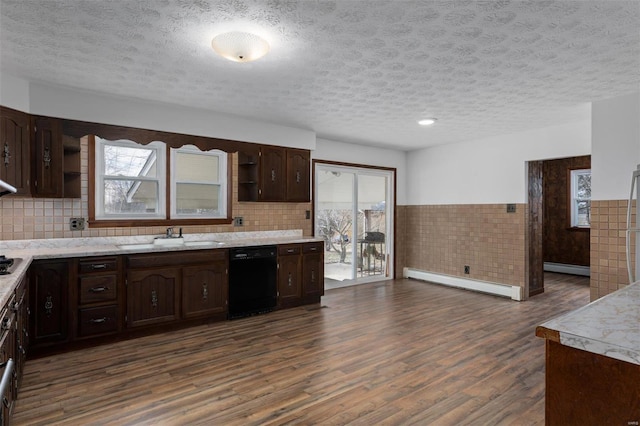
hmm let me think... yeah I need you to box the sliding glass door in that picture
[315,162,394,288]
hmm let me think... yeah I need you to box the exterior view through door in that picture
[314,162,394,288]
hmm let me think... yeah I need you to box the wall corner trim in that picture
[403,267,523,301]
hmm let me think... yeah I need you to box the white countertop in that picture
[537,281,640,365]
[0,230,322,308]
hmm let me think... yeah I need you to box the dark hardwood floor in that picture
[13,273,589,425]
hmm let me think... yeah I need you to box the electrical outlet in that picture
[506,203,516,213]
[464,265,470,274]
[69,217,85,231]
[233,217,244,226]
[305,210,311,219]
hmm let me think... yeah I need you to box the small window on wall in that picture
[570,168,591,228]
[95,138,166,220]
[170,145,227,219]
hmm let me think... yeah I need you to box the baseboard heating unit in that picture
[403,268,523,301]
[543,262,590,277]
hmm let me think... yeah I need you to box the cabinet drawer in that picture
[79,275,117,304]
[278,245,301,256]
[78,258,118,274]
[78,306,118,337]
[303,242,323,254]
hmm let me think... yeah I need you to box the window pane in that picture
[175,152,219,181]
[576,173,591,199]
[104,179,159,214]
[104,145,157,178]
[175,183,220,215]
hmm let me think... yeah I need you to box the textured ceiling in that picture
[1,0,639,150]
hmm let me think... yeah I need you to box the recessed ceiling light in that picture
[418,118,437,126]
[211,31,270,63]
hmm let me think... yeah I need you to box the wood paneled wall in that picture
[543,156,591,266]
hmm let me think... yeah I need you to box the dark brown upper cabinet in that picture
[31,116,81,198]
[32,116,63,197]
[238,146,310,202]
[286,148,310,202]
[0,106,30,195]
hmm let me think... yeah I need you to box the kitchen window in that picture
[170,145,227,219]
[570,168,591,228]
[91,136,230,226]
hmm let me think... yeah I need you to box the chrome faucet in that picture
[166,227,174,238]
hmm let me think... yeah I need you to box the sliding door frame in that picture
[313,159,397,283]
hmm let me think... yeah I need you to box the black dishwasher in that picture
[228,245,278,319]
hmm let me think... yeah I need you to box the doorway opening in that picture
[313,161,395,289]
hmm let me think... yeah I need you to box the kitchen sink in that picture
[184,241,224,247]
[117,240,224,250]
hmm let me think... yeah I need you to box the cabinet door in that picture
[32,116,63,197]
[278,254,302,306]
[29,261,69,345]
[260,146,286,201]
[0,107,30,195]
[15,276,28,392]
[303,249,324,298]
[182,260,228,319]
[286,149,310,202]
[127,268,180,328]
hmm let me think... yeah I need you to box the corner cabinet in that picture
[0,106,30,195]
[238,146,310,202]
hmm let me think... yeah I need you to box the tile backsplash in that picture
[0,137,312,240]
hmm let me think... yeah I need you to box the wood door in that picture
[286,148,310,202]
[127,268,180,328]
[32,116,63,197]
[302,244,324,298]
[182,261,228,319]
[29,261,69,345]
[0,106,30,195]
[528,160,544,297]
[278,254,302,306]
[260,146,286,201]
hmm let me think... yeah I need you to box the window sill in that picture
[88,217,233,228]
[567,226,591,232]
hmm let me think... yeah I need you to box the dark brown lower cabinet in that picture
[127,267,180,328]
[29,260,69,347]
[182,250,228,319]
[278,245,302,308]
[302,242,324,300]
[0,295,16,424]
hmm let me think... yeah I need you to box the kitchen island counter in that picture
[536,281,640,424]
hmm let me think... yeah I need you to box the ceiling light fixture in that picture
[418,118,437,126]
[211,31,270,63]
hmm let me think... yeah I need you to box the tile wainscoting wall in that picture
[0,137,312,241]
[590,199,636,300]
[400,204,527,287]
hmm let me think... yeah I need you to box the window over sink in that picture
[91,136,230,226]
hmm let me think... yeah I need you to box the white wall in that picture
[406,119,592,205]
[591,92,640,200]
[4,77,316,150]
[0,74,30,112]
[313,138,408,205]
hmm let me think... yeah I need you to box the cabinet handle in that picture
[18,345,25,355]
[311,270,315,282]
[296,170,301,183]
[288,272,292,287]
[2,143,10,167]
[89,286,109,293]
[90,264,108,270]
[43,146,51,169]
[287,249,295,253]
[89,317,107,324]
[202,283,208,301]
[151,289,158,308]
[271,169,276,182]
[1,317,10,331]
[44,295,53,315]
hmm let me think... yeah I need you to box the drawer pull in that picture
[89,286,109,293]
[89,317,108,324]
[287,249,295,253]
[90,264,108,270]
